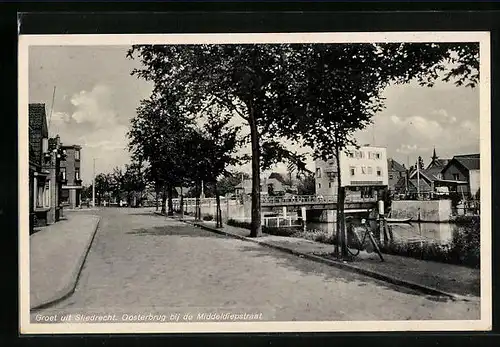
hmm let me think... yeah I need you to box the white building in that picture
[315,145,389,199]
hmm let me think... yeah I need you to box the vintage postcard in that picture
[19,32,491,334]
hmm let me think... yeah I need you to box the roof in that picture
[268,172,287,184]
[423,166,443,180]
[454,154,480,171]
[61,144,82,150]
[29,104,48,138]
[409,168,433,183]
[387,158,406,172]
[29,104,48,167]
[409,178,432,192]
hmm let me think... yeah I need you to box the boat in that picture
[385,211,413,223]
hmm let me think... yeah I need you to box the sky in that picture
[29,45,480,185]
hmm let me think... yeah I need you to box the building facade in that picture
[29,104,65,229]
[387,158,406,193]
[441,154,480,197]
[315,145,389,200]
[60,145,83,208]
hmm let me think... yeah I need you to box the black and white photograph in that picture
[19,32,491,333]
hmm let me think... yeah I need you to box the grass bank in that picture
[226,218,480,269]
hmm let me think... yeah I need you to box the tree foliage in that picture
[127,42,479,243]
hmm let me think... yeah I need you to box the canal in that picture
[306,219,479,246]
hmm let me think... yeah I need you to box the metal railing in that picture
[170,195,377,208]
[261,195,377,205]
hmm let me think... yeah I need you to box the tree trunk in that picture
[215,180,222,228]
[155,181,160,211]
[248,103,262,237]
[161,185,167,214]
[195,181,201,220]
[180,186,184,217]
[167,184,174,216]
[334,144,348,259]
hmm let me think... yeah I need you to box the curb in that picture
[31,216,101,311]
[163,215,475,302]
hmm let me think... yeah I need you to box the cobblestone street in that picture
[32,208,479,322]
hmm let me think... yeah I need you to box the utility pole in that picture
[92,158,96,207]
[416,158,420,200]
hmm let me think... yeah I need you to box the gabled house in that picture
[424,148,450,181]
[234,173,298,197]
[440,154,480,197]
[387,158,406,193]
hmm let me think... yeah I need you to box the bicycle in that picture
[346,217,385,262]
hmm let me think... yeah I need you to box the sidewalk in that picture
[164,213,480,301]
[30,213,101,310]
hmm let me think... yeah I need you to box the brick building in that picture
[29,104,65,229]
[60,144,83,208]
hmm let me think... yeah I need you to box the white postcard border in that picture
[18,31,492,334]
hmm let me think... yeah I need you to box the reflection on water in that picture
[306,221,456,245]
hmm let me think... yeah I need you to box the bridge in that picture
[260,195,377,210]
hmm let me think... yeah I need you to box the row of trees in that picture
[127,42,478,258]
[81,163,146,206]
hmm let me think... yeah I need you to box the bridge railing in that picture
[261,195,377,205]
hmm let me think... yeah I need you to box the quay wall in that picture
[390,199,453,222]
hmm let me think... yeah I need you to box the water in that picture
[181,200,476,246]
[306,221,458,245]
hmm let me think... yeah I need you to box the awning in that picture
[434,179,468,185]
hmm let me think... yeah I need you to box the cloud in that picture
[430,109,457,124]
[390,114,443,140]
[69,84,118,127]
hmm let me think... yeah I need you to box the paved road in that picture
[32,208,479,322]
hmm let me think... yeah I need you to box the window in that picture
[361,166,367,174]
[350,166,356,176]
[376,167,382,176]
[75,150,80,160]
[375,153,381,159]
[368,167,373,175]
[453,173,460,181]
[44,182,50,207]
[60,167,66,180]
[318,183,321,189]
[316,168,321,178]
[347,151,354,158]
[75,169,80,181]
[328,182,332,188]
[42,138,48,153]
[389,173,394,180]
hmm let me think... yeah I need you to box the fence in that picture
[261,195,377,205]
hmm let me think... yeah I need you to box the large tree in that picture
[128,42,479,244]
[128,93,195,215]
[197,102,244,227]
[128,44,306,237]
[284,42,480,258]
